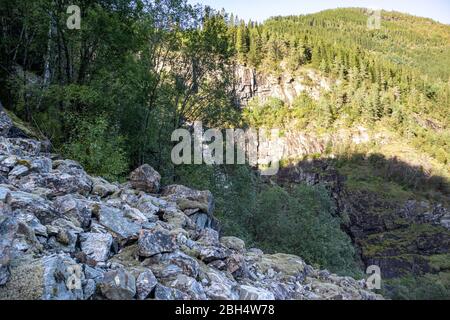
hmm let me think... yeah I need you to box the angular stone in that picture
[154,283,188,300]
[203,267,239,300]
[162,185,214,215]
[91,177,119,198]
[190,212,219,230]
[129,164,161,194]
[6,190,59,225]
[97,205,141,241]
[0,138,41,157]
[30,157,52,174]
[53,195,93,229]
[145,250,200,279]
[8,165,29,178]
[83,279,96,300]
[46,219,83,253]
[136,269,158,300]
[80,232,113,263]
[198,245,229,263]
[239,285,275,300]
[251,253,306,279]
[136,195,161,216]
[99,269,136,300]
[168,274,207,300]
[197,228,220,246]
[0,254,85,300]
[220,236,246,252]
[138,226,178,257]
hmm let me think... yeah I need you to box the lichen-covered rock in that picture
[162,185,214,215]
[80,232,113,263]
[99,269,136,300]
[167,274,207,300]
[97,205,141,241]
[0,254,84,300]
[138,226,178,257]
[129,164,161,193]
[154,283,188,300]
[220,236,246,252]
[6,190,60,225]
[53,195,93,229]
[202,267,239,300]
[135,269,158,300]
[144,250,200,279]
[91,177,119,198]
[239,285,275,300]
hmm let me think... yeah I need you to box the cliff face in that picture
[0,110,381,300]
[234,65,332,106]
[275,161,450,280]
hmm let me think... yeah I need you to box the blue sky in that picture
[188,0,450,24]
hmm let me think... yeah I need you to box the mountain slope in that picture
[231,8,450,299]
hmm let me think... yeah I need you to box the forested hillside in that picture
[0,2,449,299]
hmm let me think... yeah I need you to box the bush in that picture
[63,116,128,181]
[251,184,362,276]
[384,273,450,300]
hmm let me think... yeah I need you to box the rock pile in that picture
[0,110,382,300]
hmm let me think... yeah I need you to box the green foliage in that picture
[384,273,450,300]
[251,184,361,276]
[63,116,128,181]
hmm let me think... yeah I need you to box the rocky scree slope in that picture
[0,110,382,300]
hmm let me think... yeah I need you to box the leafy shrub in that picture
[63,116,128,181]
[384,273,450,300]
[251,184,362,276]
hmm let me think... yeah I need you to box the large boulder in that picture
[91,177,119,198]
[167,274,207,300]
[135,269,158,300]
[144,250,200,279]
[154,283,188,300]
[0,254,85,300]
[99,268,136,300]
[161,185,214,215]
[137,226,178,257]
[129,164,161,194]
[202,267,239,300]
[239,285,275,300]
[6,190,60,225]
[96,205,141,242]
[53,195,93,229]
[80,232,113,263]
[220,236,246,252]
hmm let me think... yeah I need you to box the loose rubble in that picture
[0,110,383,300]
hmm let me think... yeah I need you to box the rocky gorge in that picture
[0,109,382,300]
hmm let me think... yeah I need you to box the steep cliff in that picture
[234,65,332,107]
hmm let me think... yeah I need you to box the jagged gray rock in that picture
[138,226,178,257]
[135,269,157,300]
[80,232,113,263]
[129,164,161,193]
[99,268,136,300]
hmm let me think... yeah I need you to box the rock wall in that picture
[0,110,382,300]
[275,160,450,280]
[234,65,332,106]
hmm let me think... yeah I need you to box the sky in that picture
[187,0,450,24]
